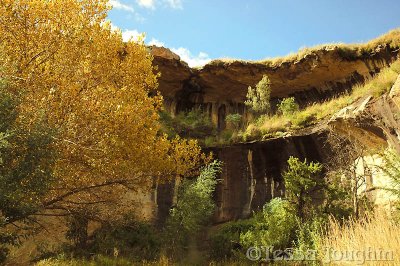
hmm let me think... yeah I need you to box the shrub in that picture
[160,108,216,139]
[219,129,234,144]
[323,172,354,220]
[295,216,325,252]
[158,111,178,138]
[380,149,400,211]
[204,136,217,147]
[178,108,211,128]
[164,160,222,258]
[89,218,161,261]
[240,198,297,251]
[277,97,299,116]
[240,124,262,142]
[225,114,242,130]
[245,75,271,113]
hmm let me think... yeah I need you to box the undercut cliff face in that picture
[154,75,400,224]
[151,43,399,129]
[154,133,330,224]
[210,133,329,223]
[150,33,400,223]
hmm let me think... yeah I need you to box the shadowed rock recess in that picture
[210,134,330,223]
[151,42,399,130]
[151,35,400,223]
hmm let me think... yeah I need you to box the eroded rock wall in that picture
[151,45,399,130]
[155,133,329,224]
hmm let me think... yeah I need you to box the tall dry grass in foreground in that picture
[319,211,400,265]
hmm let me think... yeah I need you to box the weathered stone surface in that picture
[389,74,400,98]
[155,133,330,224]
[151,45,399,129]
[329,78,400,152]
[210,134,329,222]
[154,76,400,223]
[150,46,193,106]
[149,42,400,223]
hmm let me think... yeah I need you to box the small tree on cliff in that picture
[225,113,242,130]
[283,156,323,220]
[277,97,300,116]
[245,75,272,113]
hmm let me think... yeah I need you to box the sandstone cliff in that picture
[153,76,400,223]
[150,30,400,223]
[151,30,400,129]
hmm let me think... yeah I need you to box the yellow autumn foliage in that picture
[0,0,207,215]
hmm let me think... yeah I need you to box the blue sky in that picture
[108,0,400,67]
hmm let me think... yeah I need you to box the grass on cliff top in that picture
[239,59,400,141]
[209,28,400,68]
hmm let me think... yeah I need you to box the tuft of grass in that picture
[318,211,400,265]
[258,115,288,134]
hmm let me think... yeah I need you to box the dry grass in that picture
[353,66,400,98]
[35,255,174,266]
[318,211,400,265]
[241,60,400,140]
[209,28,400,68]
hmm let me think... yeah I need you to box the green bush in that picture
[158,110,178,137]
[164,160,222,258]
[323,172,354,220]
[204,136,217,147]
[295,216,325,252]
[220,129,234,144]
[159,108,216,139]
[89,218,161,261]
[240,198,297,251]
[225,113,242,130]
[177,108,212,128]
[380,149,400,213]
[277,97,299,116]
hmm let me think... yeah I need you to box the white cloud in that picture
[148,38,165,47]
[109,0,135,13]
[107,28,208,67]
[121,29,144,42]
[136,0,156,9]
[163,0,183,9]
[171,47,211,67]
